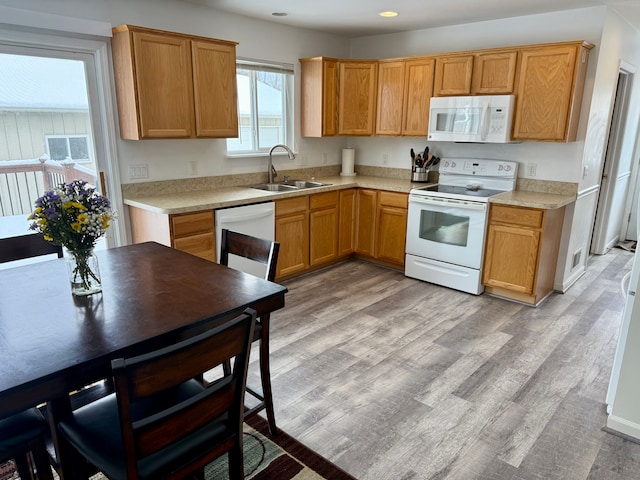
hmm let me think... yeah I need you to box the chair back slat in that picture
[111,309,256,477]
[0,234,63,263]
[219,229,280,281]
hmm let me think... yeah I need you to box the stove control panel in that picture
[440,158,518,178]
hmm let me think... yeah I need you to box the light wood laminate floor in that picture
[249,247,640,480]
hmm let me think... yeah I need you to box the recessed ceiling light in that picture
[272,12,288,17]
[379,11,399,18]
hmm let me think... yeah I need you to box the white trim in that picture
[0,6,112,37]
[607,414,640,441]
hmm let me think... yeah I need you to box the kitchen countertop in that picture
[123,175,433,215]
[490,190,575,209]
[124,174,576,214]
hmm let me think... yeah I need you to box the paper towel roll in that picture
[341,148,356,176]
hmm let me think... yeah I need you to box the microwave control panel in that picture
[489,108,508,134]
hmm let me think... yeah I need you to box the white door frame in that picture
[591,63,634,254]
[0,27,125,248]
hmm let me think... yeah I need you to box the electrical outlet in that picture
[128,164,149,180]
[382,153,389,165]
[188,161,198,176]
[322,153,328,165]
[300,155,307,166]
[527,163,537,177]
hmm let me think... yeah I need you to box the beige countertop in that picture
[123,174,576,214]
[123,175,432,215]
[490,190,575,209]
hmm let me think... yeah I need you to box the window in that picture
[226,59,294,155]
[46,134,91,162]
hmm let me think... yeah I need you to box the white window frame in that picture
[227,58,295,156]
[45,134,92,163]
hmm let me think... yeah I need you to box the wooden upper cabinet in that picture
[403,57,436,136]
[376,60,405,136]
[338,61,378,135]
[434,54,473,96]
[191,40,238,138]
[512,42,593,142]
[300,57,338,137]
[111,25,238,140]
[376,57,435,136]
[472,51,517,94]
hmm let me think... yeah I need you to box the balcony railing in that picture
[0,157,96,217]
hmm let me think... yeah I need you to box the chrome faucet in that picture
[268,144,295,184]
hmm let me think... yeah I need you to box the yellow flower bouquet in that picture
[29,180,114,295]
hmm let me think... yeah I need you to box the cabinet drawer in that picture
[173,233,216,261]
[276,196,308,216]
[309,191,338,210]
[379,191,407,209]
[171,211,214,237]
[490,205,543,228]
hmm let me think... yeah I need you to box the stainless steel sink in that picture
[250,183,299,192]
[249,180,330,192]
[290,180,328,189]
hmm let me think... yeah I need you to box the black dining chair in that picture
[0,234,63,264]
[0,235,60,480]
[57,309,256,480]
[219,228,280,435]
[0,408,54,480]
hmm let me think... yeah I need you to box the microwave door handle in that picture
[480,101,490,141]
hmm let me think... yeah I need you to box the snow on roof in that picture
[0,53,89,109]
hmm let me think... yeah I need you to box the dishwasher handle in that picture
[217,206,274,224]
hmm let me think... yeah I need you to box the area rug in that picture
[62,415,354,480]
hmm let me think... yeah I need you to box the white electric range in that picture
[405,158,518,294]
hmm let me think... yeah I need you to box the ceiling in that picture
[180,0,640,37]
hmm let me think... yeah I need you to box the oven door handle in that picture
[409,195,487,211]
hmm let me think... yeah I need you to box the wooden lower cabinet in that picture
[275,196,309,279]
[128,206,216,261]
[338,189,356,256]
[355,189,377,256]
[309,191,339,266]
[376,191,408,265]
[482,204,565,305]
[355,189,408,267]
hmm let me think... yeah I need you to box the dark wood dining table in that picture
[0,241,287,478]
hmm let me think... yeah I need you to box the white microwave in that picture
[428,95,515,143]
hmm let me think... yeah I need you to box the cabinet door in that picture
[355,189,377,256]
[338,62,378,135]
[375,61,405,135]
[512,45,578,141]
[338,189,356,256]
[483,224,540,294]
[376,206,407,265]
[300,57,338,137]
[403,57,435,136]
[434,55,473,96]
[192,40,238,138]
[323,60,339,136]
[173,233,216,262]
[472,51,517,94]
[310,207,338,266]
[275,212,309,278]
[132,31,194,138]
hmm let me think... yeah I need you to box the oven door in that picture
[406,194,488,269]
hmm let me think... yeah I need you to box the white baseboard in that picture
[554,265,585,292]
[606,414,640,441]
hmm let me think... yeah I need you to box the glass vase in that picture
[64,248,102,296]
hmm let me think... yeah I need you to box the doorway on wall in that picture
[590,66,634,255]
[0,27,122,253]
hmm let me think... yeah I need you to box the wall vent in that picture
[572,249,582,268]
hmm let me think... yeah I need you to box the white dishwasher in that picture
[215,202,275,278]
